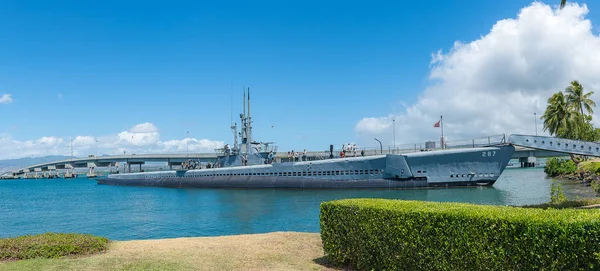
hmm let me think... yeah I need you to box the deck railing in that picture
[309,134,507,160]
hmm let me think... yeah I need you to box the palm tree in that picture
[542,92,572,136]
[560,0,566,9]
[565,80,596,117]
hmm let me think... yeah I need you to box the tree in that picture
[542,92,572,137]
[560,0,567,10]
[542,81,598,141]
[542,81,600,163]
[565,80,596,117]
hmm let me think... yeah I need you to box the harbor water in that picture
[0,167,595,240]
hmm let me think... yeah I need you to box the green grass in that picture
[579,160,600,174]
[0,232,333,271]
[0,233,109,262]
[1,258,186,271]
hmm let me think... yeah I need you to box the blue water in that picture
[0,168,595,240]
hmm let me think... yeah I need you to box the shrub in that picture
[544,157,577,176]
[320,199,600,271]
[550,179,568,204]
[0,233,110,261]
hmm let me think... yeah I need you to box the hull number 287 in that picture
[482,151,496,157]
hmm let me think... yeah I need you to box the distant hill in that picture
[0,155,72,174]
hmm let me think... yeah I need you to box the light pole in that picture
[534,112,537,136]
[69,137,73,160]
[374,138,382,155]
[186,131,190,157]
[393,119,396,153]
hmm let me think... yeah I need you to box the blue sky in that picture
[1,1,600,158]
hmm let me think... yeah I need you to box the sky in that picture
[1,0,600,159]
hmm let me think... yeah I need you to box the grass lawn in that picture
[0,232,335,271]
[578,160,600,173]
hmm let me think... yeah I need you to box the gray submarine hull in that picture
[97,145,515,189]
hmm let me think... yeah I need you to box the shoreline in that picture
[0,232,335,271]
[545,158,600,195]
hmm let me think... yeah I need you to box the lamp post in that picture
[534,112,537,136]
[69,137,73,160]
[374,138,382,155]
[393,119,396,153]
[186,131,190,157]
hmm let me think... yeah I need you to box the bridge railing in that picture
[315,134,507,158]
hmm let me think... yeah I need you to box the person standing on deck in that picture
[302,149,307,161]
[352,144,357,157]
[287,151,291,162]
[347,143,351,155]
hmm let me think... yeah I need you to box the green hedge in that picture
[320,199,600,271]
[0,233,110,261]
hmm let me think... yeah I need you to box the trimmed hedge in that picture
[0,233,110,261]
[320,199,600,271]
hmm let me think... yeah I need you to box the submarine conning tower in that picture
[215,88,273,167]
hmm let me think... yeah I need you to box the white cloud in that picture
[129,122,158,133]
[0,94,13,104]
[73,136,96,146]
[159,138,224,153]
[0,122,223,159]
[36,136,65,146]
[355,2,600,147]
[117,123,160,146]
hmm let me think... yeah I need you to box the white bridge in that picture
[4,134,598,179]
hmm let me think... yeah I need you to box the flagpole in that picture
[440,115,444,150]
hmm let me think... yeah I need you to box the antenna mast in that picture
[230,81,233,126]
[247,87,252,148]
